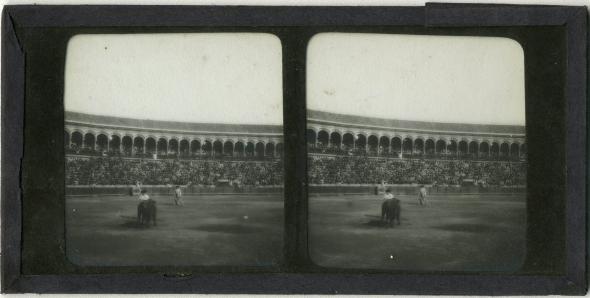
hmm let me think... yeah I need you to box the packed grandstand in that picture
[65,110,526,187]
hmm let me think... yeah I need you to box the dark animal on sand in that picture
[381,198,401,227]
[137,200,157,226]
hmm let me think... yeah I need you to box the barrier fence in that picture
[66,184,283,196]
[308,184,526,195]
[66,184,524,196]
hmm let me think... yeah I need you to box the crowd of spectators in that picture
[66,147,525,187]
[65,144,278,160]
[66,156,283,186]
[307,144,523,161]
[308,154,526,186]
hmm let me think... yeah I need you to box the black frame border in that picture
[2,4,587,294]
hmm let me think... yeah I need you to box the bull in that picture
[381,198,401,227]
[137,200,157,226]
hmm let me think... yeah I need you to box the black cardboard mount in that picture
[1,4,587,294]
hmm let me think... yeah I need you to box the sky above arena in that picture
[65,33,525,126]
[307,33,525,125]
[64,33,283,125]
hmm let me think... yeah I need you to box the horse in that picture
[381,198,401,227]
[137,200,157,226]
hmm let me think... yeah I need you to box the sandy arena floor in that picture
[309,192,526,272]
[66,193,284,267]
[67,191,525,272]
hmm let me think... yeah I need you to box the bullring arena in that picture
[65,109,526,270]
[306,110,527,271]
[65,111,285,266]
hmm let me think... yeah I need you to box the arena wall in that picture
[66,185,283,196]
[66,184,524,197]
[308,184,526,195]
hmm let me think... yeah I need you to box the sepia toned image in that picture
[307,33,527,271]
[3,3,587,294]
[64,33,284,266]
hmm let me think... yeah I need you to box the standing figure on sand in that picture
[174,185,184,206]
[418,185,428,206]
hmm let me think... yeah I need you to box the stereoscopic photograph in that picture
[307,33,527,271]
[64,33,284,266]
[3,3,587,294]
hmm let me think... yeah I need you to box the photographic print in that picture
[307,33,527,271]
[3,4,587,294]
[64,33,284,266]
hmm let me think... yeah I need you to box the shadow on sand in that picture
[364,220,400,228]
[192,224,262,234]
[115,215,156,229]
[435,223,495,233]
